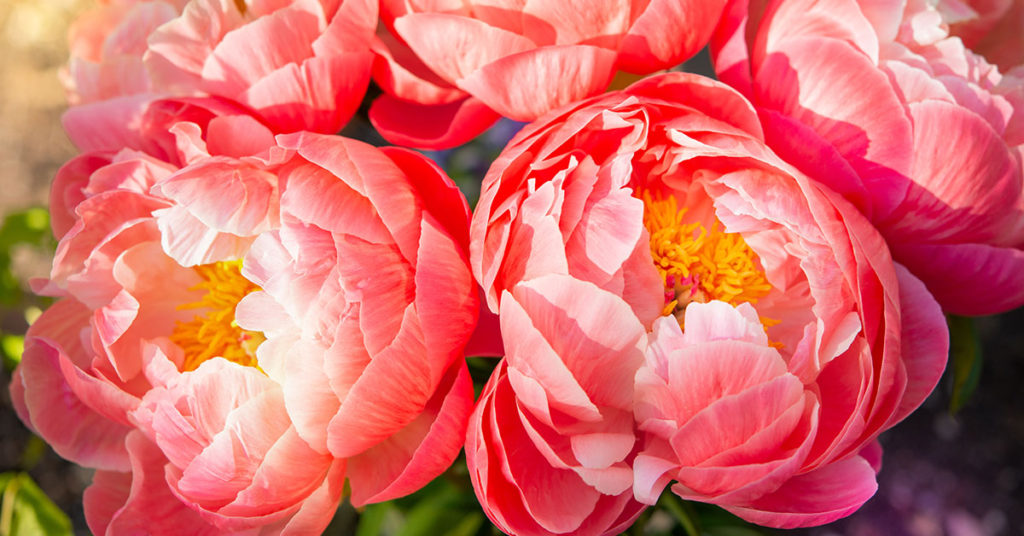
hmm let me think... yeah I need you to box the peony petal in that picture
[457,44,618,120]
[346,361,473,505]
[393,13,536,85]
[754,36,913,220]
[369,94,501,149]
[17,336,132,471]
[618,0,728,72]
[894,240,1024,316]
[723,454,879,528]
[84,431,219,536]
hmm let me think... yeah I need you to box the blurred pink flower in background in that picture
[469,72,948,531]
[713,0,1024,315]
[940,0,1024,72]
[62,0,377,137]
[11,111,478,533]
[369,0,728,148]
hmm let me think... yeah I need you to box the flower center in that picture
[641,190,772,320]
[169,260,264,372]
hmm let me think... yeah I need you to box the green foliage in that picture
[637,493,773,536]
[1,335,23,371]
[353,476,487,536]
[0,208,52,306]
[0,473,71,536]
[0,207,53,372]
[948,315,982,413]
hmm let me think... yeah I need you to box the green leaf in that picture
[394,478,485,536]
[1,335,24,371]
[0,209,50,250]
[0,472,72,536]
[947,315,982,413]
[355,502,398,536]
[18,437,47,473]
[703,527,770,536]
[656,492,700,536]
[0,207,53,305]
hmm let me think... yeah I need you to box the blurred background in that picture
[0,1,1020,534]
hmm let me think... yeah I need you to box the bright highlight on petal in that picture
[640,190,772,318]
[169,260,263,372]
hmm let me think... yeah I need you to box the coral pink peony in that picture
[940,0,1024,72]
[469,72,948,530]
[12,114,478,533]
[713,0,1024,315]
[61,0,376,137]
[369,0,728,148]
[465,275,649,536]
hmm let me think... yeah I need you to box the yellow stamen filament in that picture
[641,190,775,331]
[169,260,264,372]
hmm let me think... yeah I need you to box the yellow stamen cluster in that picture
[169,260,264,372]
[641,190,772,318]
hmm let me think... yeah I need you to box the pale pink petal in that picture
[239,52,373,134]
[370,29,464,105]
[221,427,333,517]
[50,153,110,239]
[17,335,132,471]
[62,94,156,153]
[275,337,338,454]
[458,44,618,120]
[757,0,881,64]
[153,159,281,238]
[154,205,256,266]
[723,455,879,528]
[618,0,728,72]
[205,114,276,158]
[503,275,647,417]
[627,72,765,139]
[276,157,392,244]
[632,451,679,505]
[84,431,219,536]
[200,6,321,91]
[392,13,536,85]
[882,100,1023,243]
[754,36,913,220]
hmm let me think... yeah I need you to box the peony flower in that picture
[61,0,376,140]
[469,72,947,530]
[712,0,1024,315]
[369,0,728,148]
[940,0,1024,73]
[12,112,478,533]
[465,275,649,536]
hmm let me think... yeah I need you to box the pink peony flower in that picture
[713,0,1024,315]
[465,275,649,536]
[469,72,948,530]
[940,0,1024,72]
[369,0,728,148]
[61,0,376,138]
[12,113,478,533]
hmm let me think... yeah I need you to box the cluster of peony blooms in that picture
[10,0,1022,534]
